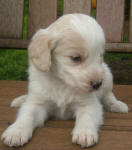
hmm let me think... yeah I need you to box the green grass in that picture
[105,52,132,61]
[58,0,63,16]
[23,0,29,40]
[124,34,129,43]
[0,50,28,80]
[91,8,96,18]
[0,0,131,81]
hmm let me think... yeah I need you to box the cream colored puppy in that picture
[1,14,129,148]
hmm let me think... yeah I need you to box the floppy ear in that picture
[28,29,52,71]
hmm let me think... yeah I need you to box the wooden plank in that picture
[0,80,27,88]
[0,127,132,150]
[0,97,22,106]
[104,119,132,128]
[0,85,27,97]
[1,39,132,52]
[1,118,132,132]
[129,0,132,42]
[96,0,125,42]
[104,110,132,120]
[0,39,29,49]
[27,0,57,39]
[63,0,91,15]
[103,125,132,131]
[113,85,132,101]
[44,119,132,130]
[0,0,24,39]
[105,43,132,52]
[0,106,17,122]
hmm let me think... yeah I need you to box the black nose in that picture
[91,81,102,90]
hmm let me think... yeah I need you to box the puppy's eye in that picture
[71,56,82,62]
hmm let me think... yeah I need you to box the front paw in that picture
[11,95,26,107]
[1,124,32,147]
[109,100,129,113]
[72,128,98,147]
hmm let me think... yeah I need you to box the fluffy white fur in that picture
[1,14,129,148]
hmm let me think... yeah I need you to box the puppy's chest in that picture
[54,90,74,108]
[50,87,76,119]
[55,102,74,120]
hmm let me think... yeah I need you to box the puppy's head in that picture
[29,14,105,93]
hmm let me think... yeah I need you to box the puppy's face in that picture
[53,30,105,92]
[29,15,105,93]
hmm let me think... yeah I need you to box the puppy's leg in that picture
[102,92,129,113]
[11,95,27,107]
[101,63,129,113]
[1,95,49,147]
[72,95,103,147]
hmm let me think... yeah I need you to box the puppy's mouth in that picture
[90,80,102,91]
[74,81,102,93]
[74,85,93,93]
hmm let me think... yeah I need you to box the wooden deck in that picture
[0,80,132,150]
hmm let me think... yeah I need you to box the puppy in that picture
[1,14,129,148]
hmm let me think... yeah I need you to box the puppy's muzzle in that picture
[90,81,102,90]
